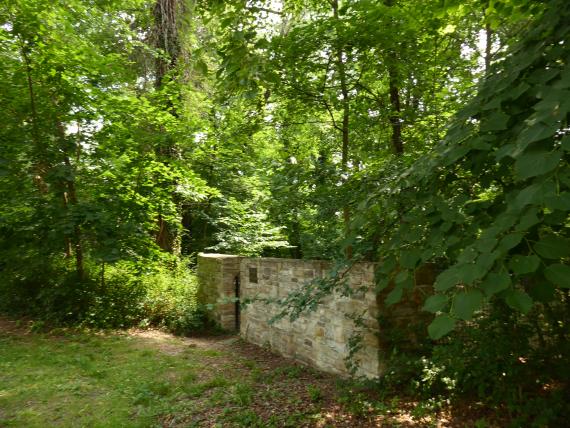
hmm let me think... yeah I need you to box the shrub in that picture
[377,298,570,427]
[422,300,570,426]
[0,254,206,334]
[138,261,205,334]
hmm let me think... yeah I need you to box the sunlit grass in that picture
[0,325,495,427]
[0,331,218,427]
[0,328,337,427]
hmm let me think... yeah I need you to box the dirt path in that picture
[126,329,455,427]
[127,329,387,427]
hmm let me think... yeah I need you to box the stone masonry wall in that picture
[197,254,434,379]
[239,257,381,378]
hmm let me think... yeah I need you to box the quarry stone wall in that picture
[197,253,434,378]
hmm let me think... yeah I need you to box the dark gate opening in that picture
[234,274,240,331]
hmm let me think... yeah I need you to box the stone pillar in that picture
[197,253,242,331]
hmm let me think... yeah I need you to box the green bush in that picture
[137,261,205,334]
[79,262,147,328]
[423,301,569,427]
[0,253,105,325]
[377,298,570,427]
[0,255,206,334]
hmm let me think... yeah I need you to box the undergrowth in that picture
[0,256,206,334]
[374,298,570,427]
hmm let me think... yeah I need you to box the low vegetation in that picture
[0,318,514,427]
[0,259,206,334]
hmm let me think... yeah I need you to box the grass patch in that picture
[0,330,205,427]
[183,376,229,397]
[0,319,512,427]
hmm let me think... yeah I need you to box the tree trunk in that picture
[62,192,72,258]
[388,67,403,156]
[63,151,85,281]
[153,0,181,89]
[485,21,492,73]
[332,0,353,259]
[384,0,404,156]
[56,121,85,280]
[153,0,182,253]
[21,43,49,193]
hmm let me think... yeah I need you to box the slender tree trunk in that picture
[21,43,49,193]
[153,0,183,254]
[156,213,169,249]
[332,0,353,259]
[62,192,72,258]
[485,21,492,73]
[388,69,403,155]
[56,121,85,279]
[64,153,85,280]
[384,0,404,156]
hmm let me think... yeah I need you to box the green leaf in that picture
[529,280,556,303]
[400,249,421,269]
[514,122,559,155]
[508,82,531,100]
[475,237,498,253]
[442,146,470,166]
[544,192,570,211]
[423,294,448,313]
[498,233,523,253]
[480,272,511,296]
[513,183,543,209]
[495,143,517,160]
[529,67,560,84]
[509,255,540,275]
[533,236,570,259]
[505,289,533,313]
[428,315,456,340]
[515,208,540,232]
[385,285,403,306]
[379,256,398,274]
[434,268,459,291]
[376,277,391,292]
[515,150,561,180]
[494,212,519,231]
[453,290,484,321]
[458,262,490,284]
[480,110,509,132]
[544,264,570,288]
[457,247,478,263]
[395,270,409,284]
[476,251,500,271]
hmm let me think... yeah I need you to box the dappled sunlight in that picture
[0,318,507,427]
[126,328,236,356]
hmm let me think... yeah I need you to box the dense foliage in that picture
[1,0,569,424]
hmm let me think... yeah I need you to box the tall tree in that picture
[152,0,183,252]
